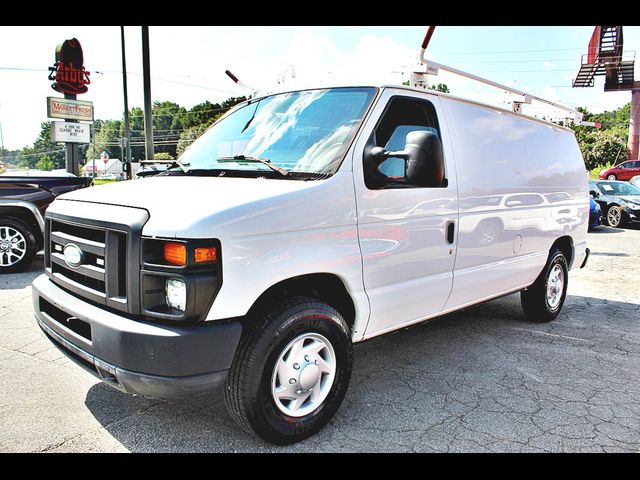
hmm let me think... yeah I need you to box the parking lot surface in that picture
[1,225,639,452]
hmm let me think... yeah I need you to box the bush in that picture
[36,155,54,171]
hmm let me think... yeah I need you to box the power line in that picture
[472,68,578,74]
[98,70,239,95]
[0,66,241,96]
[11,149,65,158]
[433,46,640,56]
[448,57,581,65]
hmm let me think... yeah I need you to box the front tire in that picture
[521,248,568,323]
[605,205,624,228]
[224,296,353,445]
[607,174,617,180]
[0,217,37,273]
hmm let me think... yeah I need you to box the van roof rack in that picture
[415,27,584,125]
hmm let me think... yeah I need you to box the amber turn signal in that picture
[195,246,217,263]
[164,242,187,266]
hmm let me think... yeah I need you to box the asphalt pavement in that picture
[1,225,639,452]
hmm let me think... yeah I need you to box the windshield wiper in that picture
[216,155,288,177]
[140,159,190,173]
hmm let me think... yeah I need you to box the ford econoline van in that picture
[32,83,590,444]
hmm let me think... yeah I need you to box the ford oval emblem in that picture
[63,243,84,268]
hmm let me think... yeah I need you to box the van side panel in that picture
[201,171,371,340]
[440,97,588,310]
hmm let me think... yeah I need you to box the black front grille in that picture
[46,218,131,313]
[51,262,106,293]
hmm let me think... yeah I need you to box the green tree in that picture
[153,152,174,160]
[185,101,218,128]
[36,155,54,171]
[127,107,146,161]
[86,119,122,162]
[18,122,65,169]
[572,103,630,170]
[428,83,450,93]
[578,130,626,170]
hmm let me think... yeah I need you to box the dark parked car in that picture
[589,180,640,228]
[0,175,92,272]
[589,197,602,230]
[598,160,640,181]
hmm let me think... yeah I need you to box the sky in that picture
[1,25,639,152]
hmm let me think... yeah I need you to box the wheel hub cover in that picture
[299,364,321,390]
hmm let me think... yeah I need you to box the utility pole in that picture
[629,88,639,160]
[0,121,5,166]
[141,26,154,160]
[120,26,133,178]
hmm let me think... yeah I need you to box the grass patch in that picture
[588,161,615,180]
[93,179,124,185]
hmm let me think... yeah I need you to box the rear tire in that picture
[224,296,353,445]
[0,217,37,273]
[521,247,568,323]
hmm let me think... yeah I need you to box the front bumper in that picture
[623,206,640,223]
[32,274,242,398]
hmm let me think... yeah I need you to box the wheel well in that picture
[0,207,43,248]
[246,273,356,331]
[551,236,573,268]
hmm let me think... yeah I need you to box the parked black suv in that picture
[0,173,92,272]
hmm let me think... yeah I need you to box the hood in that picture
[56,173,356,238]
[616,195,640,203]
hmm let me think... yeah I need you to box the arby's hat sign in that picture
[47,38,91,95]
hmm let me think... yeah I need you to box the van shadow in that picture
[84,293,640,452]
[0,255,44,290]
[590,223,640,234]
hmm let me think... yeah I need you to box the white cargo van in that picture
[32,81,590,444]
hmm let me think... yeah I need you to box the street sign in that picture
[580,121,602,128]
[51,121,90,143]
[47,97,94,122]
[101,151,109,164]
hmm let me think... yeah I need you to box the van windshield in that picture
[178,87,376,176]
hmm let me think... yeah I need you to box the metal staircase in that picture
[573,26,635,91]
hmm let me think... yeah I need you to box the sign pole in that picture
[121,26,132,178]
[141,26,154,161]
[64,93,80,174]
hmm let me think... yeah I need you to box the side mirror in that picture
[589,189,597,198]
[364,130,445,188]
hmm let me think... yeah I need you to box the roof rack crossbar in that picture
[418,48,583,124]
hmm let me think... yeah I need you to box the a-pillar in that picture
[629,88,640,160]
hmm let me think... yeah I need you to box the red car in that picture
[599,159,640,181]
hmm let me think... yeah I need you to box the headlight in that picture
[165,279,186,311]
[140,237,222,322]
[619,200,640,209]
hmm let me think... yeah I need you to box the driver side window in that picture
[368,96,444,188]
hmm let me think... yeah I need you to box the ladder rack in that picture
[416,37,584,124]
